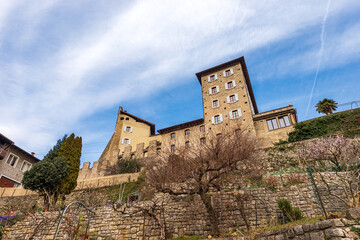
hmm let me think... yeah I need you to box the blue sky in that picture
[1,0,359,165]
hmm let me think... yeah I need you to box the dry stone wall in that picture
[5,178,351,240]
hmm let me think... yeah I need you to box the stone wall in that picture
[5,178,351,240]
[211,218,359,240]
[0,172,139,197]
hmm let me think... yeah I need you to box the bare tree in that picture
[146,128,261,236]
[299,135,360,208]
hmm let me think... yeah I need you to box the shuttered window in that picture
[212,100,219,108]
[227,93,239,103]
[212,114,223,124]
[223,68,234,77]
[208,74,218,82]
[225,80,236,89]
[209,86,219,95]
[122,138,131,145]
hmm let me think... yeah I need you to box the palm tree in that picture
[315,98,338,115]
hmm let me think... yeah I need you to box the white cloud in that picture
[0,0,359,160]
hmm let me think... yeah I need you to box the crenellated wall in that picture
[78,139,160,180]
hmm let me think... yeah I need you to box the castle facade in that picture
[79,57,297,179]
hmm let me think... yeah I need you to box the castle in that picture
[79,56,297,179]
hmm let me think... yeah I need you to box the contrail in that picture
[305,0,332,115]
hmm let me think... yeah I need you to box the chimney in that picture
[31,152,35,156]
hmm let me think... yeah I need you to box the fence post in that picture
[306,167,328,219]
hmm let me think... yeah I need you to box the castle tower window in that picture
[229,109,242,119]
[225,80,236,90]
[171,145,175,153]
[227,93,239,103]
[211,114,223,124]
[223,69,234,77]
[171,133,176,139]
[185,141,190,148]
[124,126,133,132]
[209,86,219,95]
[208,74,218,82]
[121,138,131,145]
[278,116,291,127]
[200,138,206,145]
[266,118,279,130]
[185,129,190,136]
[200,125,205,132]
[212,99,219,108]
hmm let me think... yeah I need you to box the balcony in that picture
[0,147,7,159]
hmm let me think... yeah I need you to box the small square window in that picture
[225,70,231,76]
[229,95,236,103]
[200,125,205,132]
[216,133,222,139]
[124,126,132,132]
[171,133,176,139]
[123,138,130,145]
[200,138,206,145]
[227,81,234,89]
[210,75,216,81]
[185,129,190,136]
[185,141,190,148]
[6,154,19,167]
[214,115,221,124]
[21,161,32,172]
[235,129,242,135]
[171,145,175,153]
[212,100,219,108]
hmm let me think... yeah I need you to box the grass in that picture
[167,216,326,240]
[223,216,324,240]
[107,176,145,202]
[288,108,360,142]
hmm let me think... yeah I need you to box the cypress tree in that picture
[42,135,67,162]
[58,133,82,196]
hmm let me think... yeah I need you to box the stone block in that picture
[294,225,304,235]
[287,228,296,238]
[332,219,345,227]
[324,228,345,238]
[308,231,323,240]
[274,234,285,240]
[302,224,311,232]
[318,219,334,229]
[346,207,360,220]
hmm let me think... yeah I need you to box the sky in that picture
[1,0,360,165]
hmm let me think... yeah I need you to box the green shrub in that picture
[277,198,303,222]
[118,157,142,174]
[288,108,360,142]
